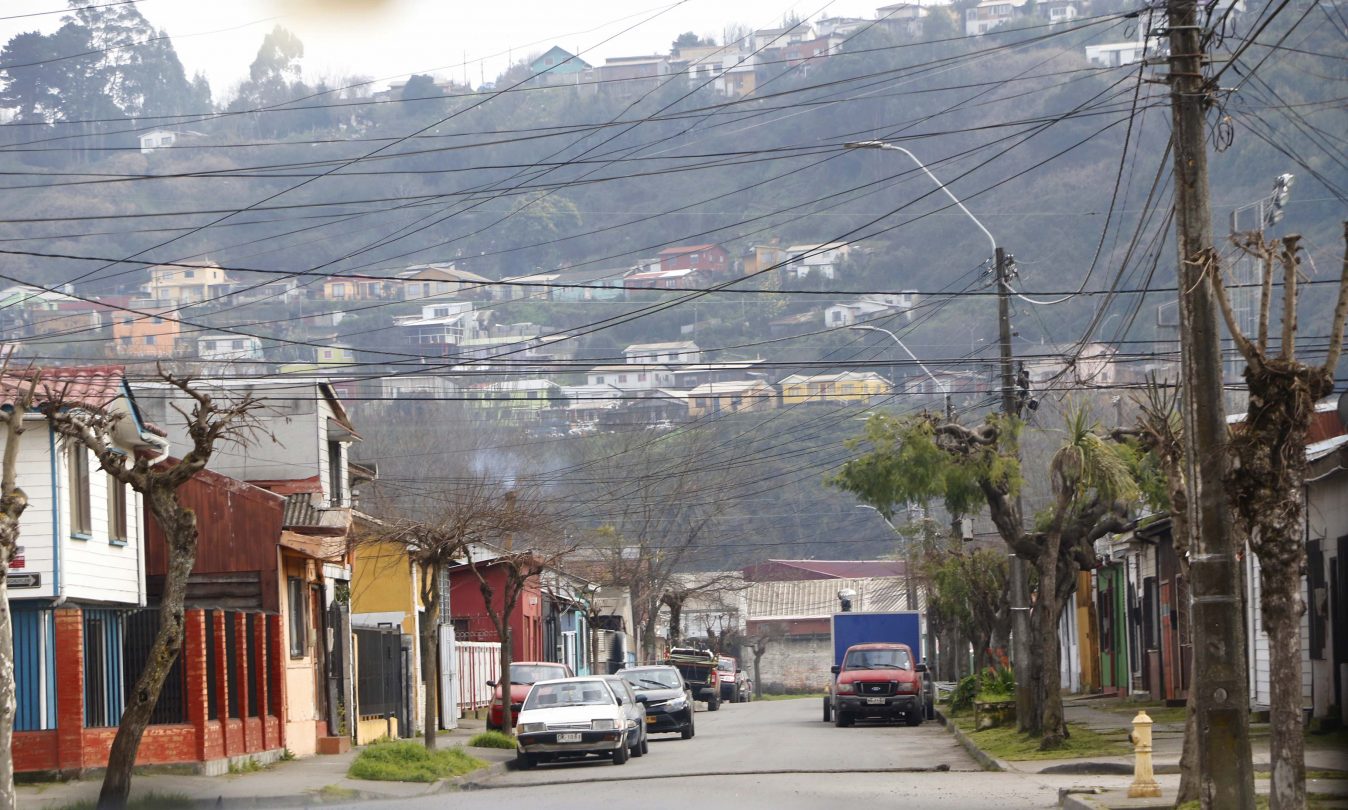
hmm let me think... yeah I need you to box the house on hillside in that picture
[741,243,790,276]
[529,46,592,85]
[779,371,890,406]
[111,309,181,359]
[875,3,929,37]
[623,268,709,291]
[396,264,493,301]
[394,301,477,346]
[586,365,675,391]
[196,333,265,366]
[550,267,628,301]
[1021,342,1118,386]
[623,341,702,365]
[685,379,777,418]
[141,261,233,305]
[785,243,850,280]
[596,55,670,98]
[658,244,730,275]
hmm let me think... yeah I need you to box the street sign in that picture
[6,572,40,589]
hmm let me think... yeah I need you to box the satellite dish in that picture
[1338,389,1348,429]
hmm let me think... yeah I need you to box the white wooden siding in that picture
[1,423,58,600]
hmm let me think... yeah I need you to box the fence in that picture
[82,608,187,728]
[454,640,501,716]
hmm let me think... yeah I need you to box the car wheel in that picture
[906,710,923,727]
[823,698,832,722]
[639,736,650,755]
[515,751,536,770]
[612,738,629,765]
[681,720,694,740]
[834,709,852,728]
[708,695,720,712]
[925,697,936,721]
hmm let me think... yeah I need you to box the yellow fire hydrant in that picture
[1128,709,1162,798]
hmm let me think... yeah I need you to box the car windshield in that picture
[620,669,682,690]
[523,681,615,710]
[844,648,912,670]
[717,659,735,672]
[510,664,567,684]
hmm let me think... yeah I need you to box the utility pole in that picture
[1165,0,1255,806]
[995,246,1033,728]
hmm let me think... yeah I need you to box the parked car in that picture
[514,676,649,768]
[666,647,720,710]
[824,642,926,727]
[717,656,750,703]
[619,665,696,739]
[486,661,572,730]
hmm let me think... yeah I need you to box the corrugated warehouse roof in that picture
[745,576,916,619]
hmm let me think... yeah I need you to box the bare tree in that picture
[660,571,749,644]
[0,360,41,810]
[463,493,572,735]
[1212,227,1348,810]
[45,370,262,810]
[741,622,787,697]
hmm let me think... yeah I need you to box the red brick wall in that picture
[15,607,290,775]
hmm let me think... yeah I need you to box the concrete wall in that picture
[746,634,833,693]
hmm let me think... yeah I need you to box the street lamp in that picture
[843,140,996,257]
[856,505,918,611]
[848,325,947,406]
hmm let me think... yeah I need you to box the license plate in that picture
[646,716,656,723]
[866,697,887,705]
[556,732,582,743]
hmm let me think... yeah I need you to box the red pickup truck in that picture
[823,642,926,727]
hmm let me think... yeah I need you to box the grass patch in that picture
[227,757,265,775]
[953,716,1130,761]
[757,692,826,701]
[468,730,517,750]
[315,785,359,801]
[1091,701,1189,725]
[48,792,194,810]
[347,740,486,783]
[1257,770,1347,781]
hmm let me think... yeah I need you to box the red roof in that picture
[0,365,126,411]
[742,559,907,582]
[658,244,719,255]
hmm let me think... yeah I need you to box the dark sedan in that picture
[619,665,695,740]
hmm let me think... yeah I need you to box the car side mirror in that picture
[635,694,649,704]
[830,665,840,675]
[915,663,928,674]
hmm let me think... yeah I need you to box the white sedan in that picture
[514,676,649,768]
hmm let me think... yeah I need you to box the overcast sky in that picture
[3,0,883,98]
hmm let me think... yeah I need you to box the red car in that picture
[823,642,926,727]
[487,662,573,730]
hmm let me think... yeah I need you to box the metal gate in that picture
[355,626,404,729]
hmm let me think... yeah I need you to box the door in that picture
[310,585,330,734]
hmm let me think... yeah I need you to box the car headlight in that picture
[666,697,688,711]
[897,682,919,694]
[517,722,546,734]
[835,681,854,695]
[591,718,617,731]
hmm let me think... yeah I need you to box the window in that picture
[618,375,628,383]
[288,578,307,657]
[144,335,156,345]
[159,136,172,146]
[107,474,127,544]
[327,440,344,506]
[67,445,91,537]
[231,340,245,350]
[183,270,195,279]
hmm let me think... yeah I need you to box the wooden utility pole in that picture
[995,246,1033,727]
[1164,0,1255,806]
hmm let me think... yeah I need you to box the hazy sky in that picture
[3,0,883,97]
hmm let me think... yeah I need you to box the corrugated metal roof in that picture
[746,576,915,619]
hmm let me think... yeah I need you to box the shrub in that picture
[347,741,486,783]
[948,666,1017,714]
[468,730,517,749]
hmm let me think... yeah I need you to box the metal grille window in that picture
[123,609,186,725]
[245,618,260,717]
[67,445,92,537]
[205,611,220,721]
[225,613,241,719]
[288,578,306,657]
[83,610,123,727]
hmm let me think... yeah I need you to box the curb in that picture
[1058,788,1110,810]
[935,709,1007,772]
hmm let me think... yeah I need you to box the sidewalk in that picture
[16,714,514,809]
[940,695,1348,809]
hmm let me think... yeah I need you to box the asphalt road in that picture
[335,698,1120,809]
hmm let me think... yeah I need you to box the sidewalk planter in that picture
[974,698,1016,730]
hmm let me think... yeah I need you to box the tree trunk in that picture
[98,491,196,810]
[0,566,16,810]
[420,591,439,749]
[1263,565,1306,810]
[1031,539,1068,749]
[667,599,683,644]
[642,613,660,662]
[498,623,514,733]
[1177,687,1199,804]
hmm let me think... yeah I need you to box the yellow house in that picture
[741,243,789,276]
[110,309,181,358]
[779,372,890,405]
[143,260,232,304]
[350,532,424,741]
[685,379,777,418]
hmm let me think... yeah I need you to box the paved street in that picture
[333,698,1143,809]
